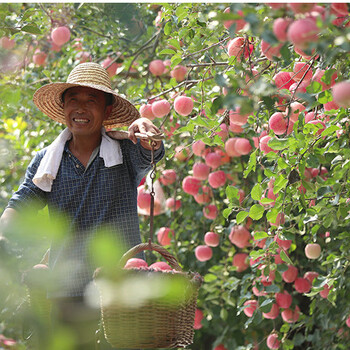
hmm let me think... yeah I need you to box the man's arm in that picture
[0,207,19,241]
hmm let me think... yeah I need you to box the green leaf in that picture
[171,54,182,66]
[277,157,289,169]
[164,22,173,36]
[243,149,257,178]
[273,175,288,194]
[223,208,232,219]
[226,185,239,202]
[280,250,293,265]
[249,204,265,220]
[259,298,274,312]
[251,183,263,201]
[204,273,218,282]
[236,211,249,224]
[220,307,228,320]
[20,9,36,22]
[321,125,340,137]
[159,49,176,55]
[268,137,289,151]
[253,231,268,240]
[21,24,42,34]
[168,38,181,51]
[317,186,332,199]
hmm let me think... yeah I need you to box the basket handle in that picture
[119,242,182,271]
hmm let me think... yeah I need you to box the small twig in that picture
[149,77,214,101]
[186,62,229,67]
[182,36,230,59]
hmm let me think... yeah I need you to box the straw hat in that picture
[33,62,140,128]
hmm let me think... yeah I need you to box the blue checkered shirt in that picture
[7,139,164,297]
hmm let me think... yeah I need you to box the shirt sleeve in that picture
[6,150,48,213]
[121,139,165,186]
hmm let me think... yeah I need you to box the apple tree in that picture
[1,3,350,349]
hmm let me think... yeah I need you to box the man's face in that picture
[63,86,112,138]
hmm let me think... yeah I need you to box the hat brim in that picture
[33,82,140,128]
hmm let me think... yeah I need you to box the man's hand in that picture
[128,118,162,150]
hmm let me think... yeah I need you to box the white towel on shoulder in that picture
[33,127,123,192]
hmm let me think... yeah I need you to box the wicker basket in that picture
[94,242,203,349]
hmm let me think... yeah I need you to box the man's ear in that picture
[104,105,113,121]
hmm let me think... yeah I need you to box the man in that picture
[0,62,164,349]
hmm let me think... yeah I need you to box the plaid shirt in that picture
[7,139,164,297]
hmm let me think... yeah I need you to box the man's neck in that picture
[68,134,101,167]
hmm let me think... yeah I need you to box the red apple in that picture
[304,271,319,284]
[259,135,277,155]
[124,258,148,269]
[137,186,152,209]
[331,3,349,16]
[101,56,118,77]
[33,50,47,66]
[0,36,15,49]
[174,96,194,116]
[229,225,252,248]
[51,26,71,46]
[192,140,206,156]
[235,138,252,155]
[233,253,249,272]
[227,37,251,61]
[223,8,246,32]
[159,169,177,186]
[261,40,283,61]
[195,245,213,262]
[294,277,311,293]
[287,18,319,49]
[289,3,315,13]
[320,284,332,298]
[151,100,171,118]
[273,17,292,42]
[269,112,288,135]
[225,138,241,157]
[312,69,337,91]
[286,102,306,123]
[263,303,280,319]
[229,107,249,125]
[281,305,300,323]
[193,309,204,329]
[273,71,295,90]
[275,236,292,250]
[192,162,210,180]
[332,81,350,108]
[293,62,313,82]
[205,151,222,169]
[282,265,298,283]
[208,170,226,188]
[157,227,174,246]
[203,204,218,220]
[149,261,172,271]
[267,332,280,349]
[149,59,165,76]
[204,231,220,247]
[214,344,228,350]
[170,65,187,82]
[275,291,292,309]
[305,243,321,259]
[346,315,350,328]
[182,176,201,196]
[243,299,258,317]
